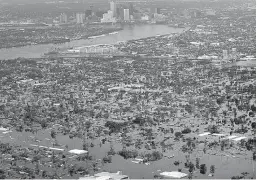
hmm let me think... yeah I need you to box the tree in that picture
[174,161,180,166]
[42,170,47,178]
[41,120,48,129]
[107,145,116,156]
[51,130,57,139]
[118,149,138,159]
[210,165,215,175]
[188,173,193,179]
[221,141,225,151]
[0,169,6,179]
[188,162,195,174]
[181,128,191,134]
[196,158,200,169]
[102,156,112,163]
[251,104,256,112]
[185,104,193,114]
[16,125,24,132]
[251,122,256,129]
[170,128,174,134]
[35,162,40,175]
[32,155,41,163]
[68,165,76,177]
[83,142,89,151]
[200,164,207,174]
[208,125,219,134]
[175,132,182,139]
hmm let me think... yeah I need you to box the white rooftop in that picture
[0,127,8,131]
[198,132,211,136]
[160,171,188,179]
[69,149,88,155]
[2,131,12,134]
[233,137,247,141]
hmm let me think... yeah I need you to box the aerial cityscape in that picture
[0,0,256,179]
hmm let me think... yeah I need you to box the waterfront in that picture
[0,24,186,60]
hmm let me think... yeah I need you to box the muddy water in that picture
[2,129,255,179]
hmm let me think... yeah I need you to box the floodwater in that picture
[0,23,255,178]
[0,24,187,60]
[1,129,255,179]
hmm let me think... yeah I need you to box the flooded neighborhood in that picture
[0,0,255,179]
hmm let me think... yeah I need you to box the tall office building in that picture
[85,9,92,18]
[117,5,124,20]
[155,8,161,14]
[76,13,84,24]
[110,1,117,17]
[124,9,130,21]
[101,11,116,23]
[60,13,68,23]
[129,3,134,16]
[231,48,237,59]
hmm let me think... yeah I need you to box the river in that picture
[0,24,187,60]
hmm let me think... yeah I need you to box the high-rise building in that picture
[124,9,130,21]
[231,48,237,59]
[129,3,134,16]
[155,8,161,14]
[110,1,117,17]
[85,10,92,18]
[76,13,84,24]
[101,10,116,23]
[117,5,124,20]
[60,13,68,23]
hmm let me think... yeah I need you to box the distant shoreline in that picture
[0,27,123,50]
